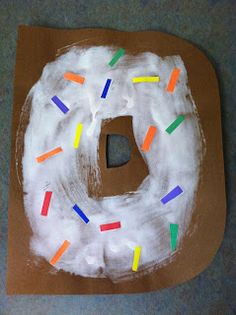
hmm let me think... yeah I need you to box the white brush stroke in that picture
[19,46,204,282]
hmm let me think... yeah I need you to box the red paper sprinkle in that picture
[100,221,121,232]
[40,191,52,216]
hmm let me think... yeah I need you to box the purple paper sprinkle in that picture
[161,185,183,204]
[51,95,69,114]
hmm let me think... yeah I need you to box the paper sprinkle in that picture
[132,246,141,272]
[100,221,121,232]
[73,204,90,224]
[50,240,70,266]
[40,191,52,216]
[51,95,69,114]
[64,72,85,84]
[170,223,179,251]
[73,123,83,149]
[161,185,183,204]
[108,48,125,67]
[166,68,180,93]
[36,147,63,163]
[141,126,157,152]
[132,76,160,83]
[165,115,185,134]
[101,79,112,98]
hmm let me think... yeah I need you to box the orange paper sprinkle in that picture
[141,126,157,152]
[36,147,63,163]
[166,68,180,93]
[64,72,85,84]
[50,240,70,266]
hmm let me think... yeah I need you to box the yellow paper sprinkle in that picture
[132,246,141,272]
[132,76,160,83]
[73,123,83,149]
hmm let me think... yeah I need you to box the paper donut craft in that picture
[20,44,205,283]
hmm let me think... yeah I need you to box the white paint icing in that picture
[20,46,204,282]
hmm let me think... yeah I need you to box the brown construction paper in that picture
[93,116,149,197]
[7,25,226,294]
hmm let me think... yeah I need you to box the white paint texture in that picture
[21,46,204,282]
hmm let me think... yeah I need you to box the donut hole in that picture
[106,134,131,168]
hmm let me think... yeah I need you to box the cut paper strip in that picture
[132,76,160,83]
[50,240,70,266]
[170,223,179,251]
[108,48,125,67]
[73,123,83,149]
[100,221,121,232]
[141,126,157,152]
[73,204,89,224]
[161,185,183,204]
[64,72,85,84]
[101,79,112,98]
[40,191,52,216]
[165,115,185,134]
[51,95,69,114]
[132,246,141,272]
[166,68,180,93]
[36,147,63,163]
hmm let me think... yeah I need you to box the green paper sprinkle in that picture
[165,115,185,134]
[109,48,125,67]
[170,223,179,251]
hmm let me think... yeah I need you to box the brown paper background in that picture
[96,116,149,197]
[7,25,226,294]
